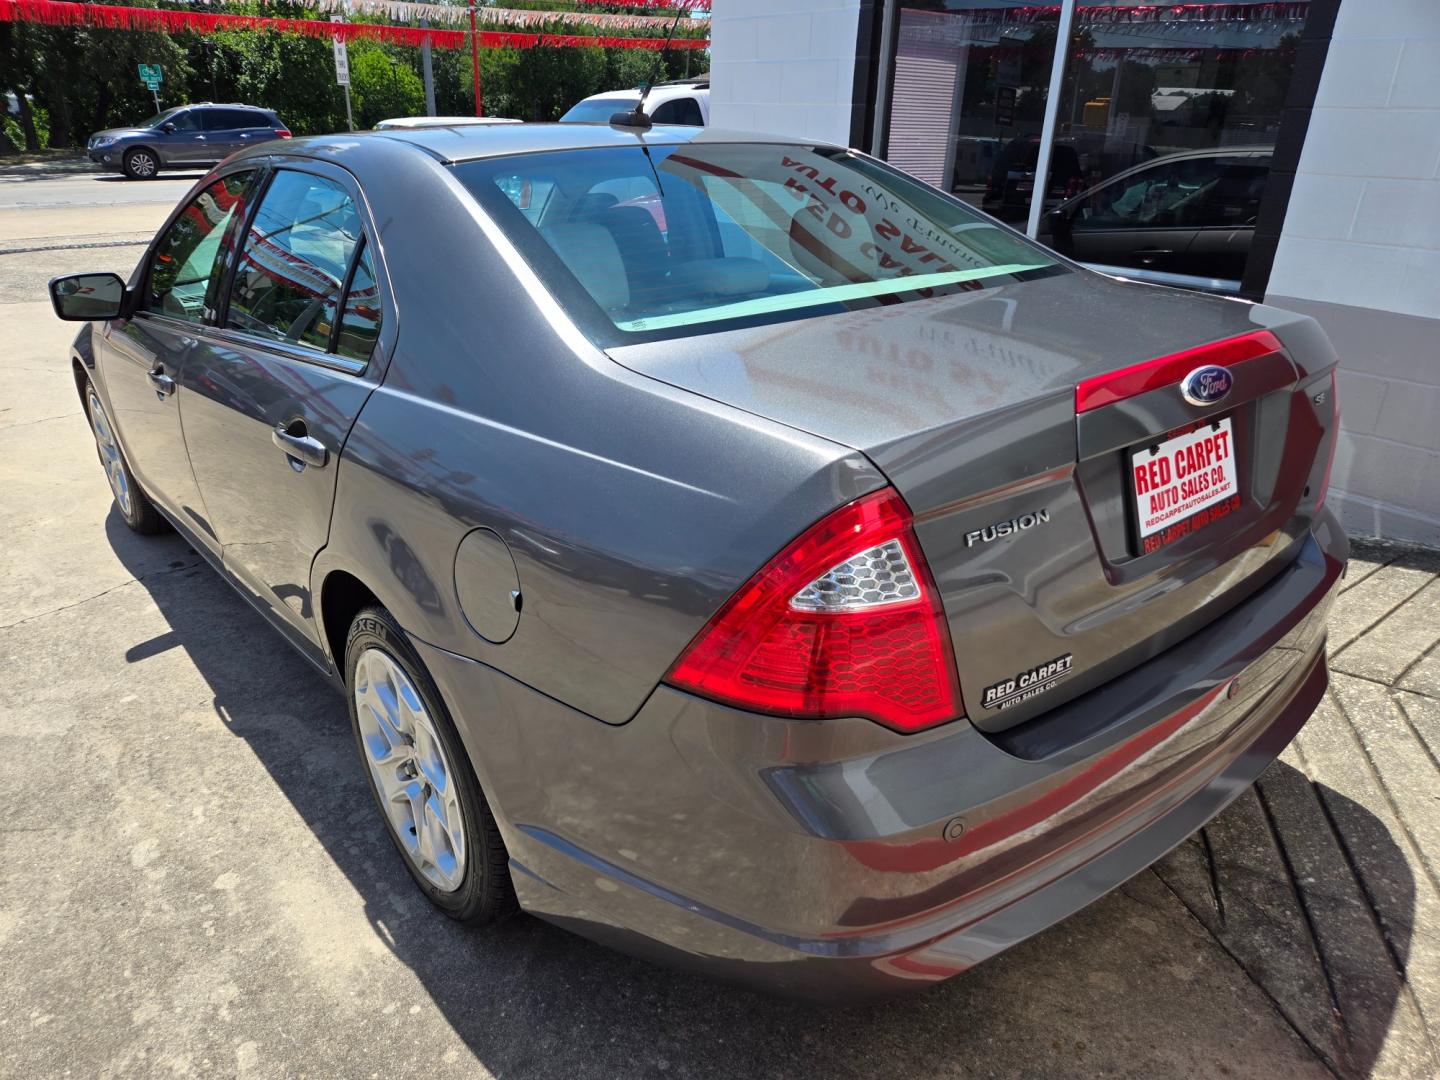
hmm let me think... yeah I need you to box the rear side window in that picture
[651,97,703,126]
[1073,156,1248,231]
[225,171,364,353]
[455,143,1058,343]
[144,170,254,321]
[204,109,266,131]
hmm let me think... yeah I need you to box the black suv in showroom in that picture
[87,103,291,179]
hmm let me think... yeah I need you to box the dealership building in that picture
[709,0,1440,546]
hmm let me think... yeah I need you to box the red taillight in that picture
[276,128,292,139]
[1316,370,1340,510]
[666,488,961,733]
[1075,330,1284,413]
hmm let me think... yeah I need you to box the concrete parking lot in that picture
[2,165,1438,1080]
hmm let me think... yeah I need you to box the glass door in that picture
[885,2,1069,223]
[1034,0,1310,290]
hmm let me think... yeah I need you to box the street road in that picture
[2,168,1438,1079]
[0,169,201,211]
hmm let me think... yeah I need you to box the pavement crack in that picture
[0,559,203,632]
[0,235,150,256]
[1392,692,1440,775]
[1200,827,1226,927]
[1253,778,1350,1068]
[1296,735,1440,1064]
[0,412,80,432]
[1152,867,1344,1079]
[1394,645,1439,699]
[1329,684,1440,901]
[1337,555,1393,595]
[1330,571,1438,663]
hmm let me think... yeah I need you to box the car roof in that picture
[182,102,271,111]
[575,84,709,104]
[375,116,523,129]
[358,122,802,164]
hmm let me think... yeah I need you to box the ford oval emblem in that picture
[1180,364,1233,407]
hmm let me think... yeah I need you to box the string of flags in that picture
[0,0,709,50]
[260,0,701,32]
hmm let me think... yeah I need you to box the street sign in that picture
[330,17,350,87]
[331,15,354,131]
[995,85,1017,127]
[137,64,162,110]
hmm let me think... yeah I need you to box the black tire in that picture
[83,379,168,535]
[122,147,159,180]
[344,605,517,925]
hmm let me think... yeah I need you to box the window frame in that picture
[208,159,396,376]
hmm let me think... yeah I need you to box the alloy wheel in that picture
[353,646,467,892]
[87,389,132,516]
[128,151,156,178]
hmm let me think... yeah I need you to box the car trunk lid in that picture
[608,270,1339,732]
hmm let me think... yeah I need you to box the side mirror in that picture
[1044,207,1074,251]
[161,122,176,134]
[49,272,128,322]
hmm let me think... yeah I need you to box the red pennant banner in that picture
[563,0,710,8]
[0,0,710,50]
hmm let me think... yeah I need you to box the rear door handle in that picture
[272,423,329,470]
[1134,248,1174,262]
[146,365,175,398]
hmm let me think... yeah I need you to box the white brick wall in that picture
[1267,0,1440,546]
[707,0,862,144]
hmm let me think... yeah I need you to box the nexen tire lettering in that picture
[965,507,1050,547]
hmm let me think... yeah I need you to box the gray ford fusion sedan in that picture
[50,124,1347,1000]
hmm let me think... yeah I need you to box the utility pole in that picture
[421,18,436,116]
[469,3,483,117]
[202,40,218,100]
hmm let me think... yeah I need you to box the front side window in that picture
[225,170,363,351]
[164,110,200,132]
[455,143,1058,342]
[144,170,254,321]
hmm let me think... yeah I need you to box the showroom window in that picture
[879,1,1317,294]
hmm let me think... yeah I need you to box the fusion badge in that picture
[981,653,1074,711]
[965,507,1050,547]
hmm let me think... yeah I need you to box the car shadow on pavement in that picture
[107,510,1418,1079]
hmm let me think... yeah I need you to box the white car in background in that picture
[374,116,522,130]
[560,79,709,126]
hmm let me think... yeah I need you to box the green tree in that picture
[349,45,425,127]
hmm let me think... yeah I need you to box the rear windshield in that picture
[454,142,1062,343]
[559,99,635,123]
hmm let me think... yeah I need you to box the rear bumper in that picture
[416,513,1347,1000]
